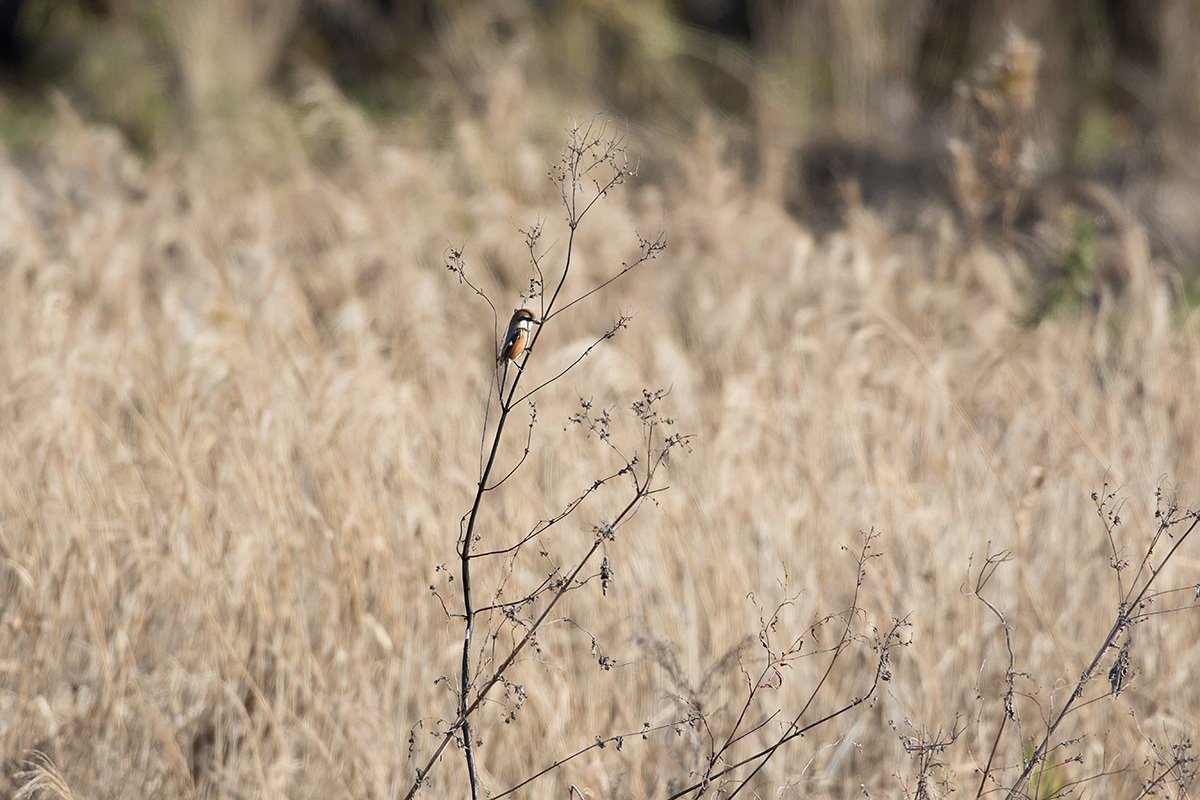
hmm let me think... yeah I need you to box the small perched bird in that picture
[499,308,540,390]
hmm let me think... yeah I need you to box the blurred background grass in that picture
[1,1,1199,798]
[7,0,1200,271]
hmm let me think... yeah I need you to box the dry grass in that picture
[1,76,1199,799]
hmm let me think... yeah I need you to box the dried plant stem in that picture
[1003,513,1199,800]
[404,118,668,799]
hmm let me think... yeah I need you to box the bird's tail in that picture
[498,358,510,395]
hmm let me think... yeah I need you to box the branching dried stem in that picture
[964,484,1200,800]
[668,530,907,799]
[897,722,963,800]
[494,716,704,798]
[403,120,678,800]
[1004,493,1199,800]
[473,462,633,559]
[483,402,537,491]
[515,314,633,406]
[966,548,1024,800]
[1132,734,1197,800]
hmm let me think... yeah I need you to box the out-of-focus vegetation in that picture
[0,1,1189,154]
[2,1,1199,798]
[5,0,1200,271]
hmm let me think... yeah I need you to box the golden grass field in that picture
[2,52,1200,800]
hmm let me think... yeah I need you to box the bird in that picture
[498,308,540,391]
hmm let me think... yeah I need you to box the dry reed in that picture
[1,76,1198,799]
